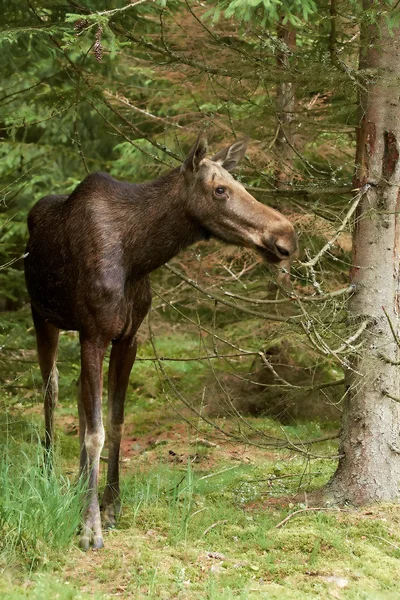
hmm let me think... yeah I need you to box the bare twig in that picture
[103,90,184,129]
[301,185,368,268]
[222,285,355,306]
[383,391,400,403]
[203,520,228,536]
[135,352,259,362]
[275,507,341,529]
[165,263,300,323]
[382,306,400,349]
[244,185,352,197]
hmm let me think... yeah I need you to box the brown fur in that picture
[24,136,297,550]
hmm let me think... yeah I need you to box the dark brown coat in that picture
[25,136,297,550]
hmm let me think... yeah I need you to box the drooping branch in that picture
[301,185,368,268]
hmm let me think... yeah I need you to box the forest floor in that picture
[1,309,400,599]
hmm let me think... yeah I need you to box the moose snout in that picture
[274,233,298,259]
[261,227,298,262]
[274,241,291,258]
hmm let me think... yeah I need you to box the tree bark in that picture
[327,3,400,504]
[274,20,296,190]
[274,21,296,287]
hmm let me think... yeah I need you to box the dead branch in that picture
[275,507,342,529]
[301,185,368,268]
[165,263,301,323]
[203,520,228,536]
[222,285,355,306]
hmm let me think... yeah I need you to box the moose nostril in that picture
[275,242,290,258]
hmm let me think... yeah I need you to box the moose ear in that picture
[211,138,249,172]
[181,134,208,173]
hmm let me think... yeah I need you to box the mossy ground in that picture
[2,435,400,599]
[1,309,400,599]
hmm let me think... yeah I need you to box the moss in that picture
[1,310,400,599]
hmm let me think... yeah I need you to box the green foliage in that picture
[0,426,86,569]
[0,575,99,600]
[209,0,318,27]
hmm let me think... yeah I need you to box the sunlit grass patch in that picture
[0,573,100,599]
[120,453,335,545]
[0,422,85,570]
[100,453,400,599]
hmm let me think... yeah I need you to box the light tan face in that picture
[182,136,298,263]
[204,160,297,262]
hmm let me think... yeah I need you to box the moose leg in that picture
[31,307,60,456]
[79,337,107,551]
[101,336,138,529]
[77,375,88,475]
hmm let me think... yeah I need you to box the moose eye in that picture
[215,186,226,196]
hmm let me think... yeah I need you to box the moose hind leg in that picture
[79,337,107,551]
[32,307,60,457]
[101,336,138,529]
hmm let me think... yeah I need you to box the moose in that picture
[24,135,297,550]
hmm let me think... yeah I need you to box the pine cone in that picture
[74,19,89,31]
[94,26,103,62]
[94,39,103,62]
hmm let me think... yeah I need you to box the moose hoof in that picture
[78,534,104,551]
[79,535,91,552]
[92,536,104,550]
[101,504,119,530]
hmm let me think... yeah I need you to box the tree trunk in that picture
[327,3,400,504]
[274,21,296,287]
[274,20,296,190]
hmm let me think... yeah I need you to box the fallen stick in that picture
[275,507,341,529]
[203,520,228,536]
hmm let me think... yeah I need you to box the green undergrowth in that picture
[67,453,400,599]
[0,307,343,428]
[0,421,86,571]
[1,417,400,599]
[0,436,84,570]
[1,309,400,598]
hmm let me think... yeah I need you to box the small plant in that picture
[0,430,86,569]
[168,458,196,543]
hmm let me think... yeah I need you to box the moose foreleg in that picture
[101,336,138,529]
[32,308,60,457]
[77,375,88,475]
[79,337,107,551]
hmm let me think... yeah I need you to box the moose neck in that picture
[121,168,205,278]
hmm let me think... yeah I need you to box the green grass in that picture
[0,574,99,600]
[1,309,400,598]
[86,454,399,599]
[55,456,400,599]
[0,422,85,571]
[1,414,400,599]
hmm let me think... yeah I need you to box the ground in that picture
[1,309,400,599]
[1,408,400,600]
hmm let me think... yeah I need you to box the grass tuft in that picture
[0,427,85,570]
